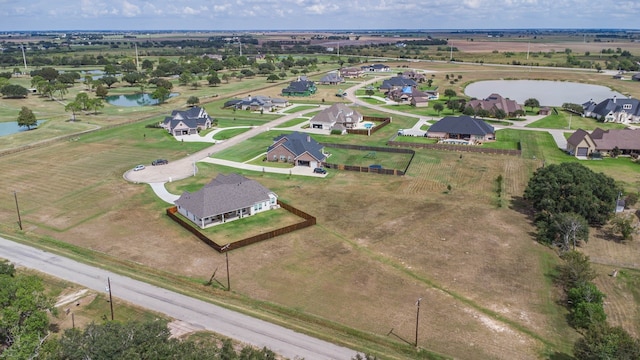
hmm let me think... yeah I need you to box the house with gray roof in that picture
[160,106,213,136]
[340,67,364,78]
[318,71,344,85]
[309,103,363,133]
[361,64,391,72]
[281,77,317,97]
[426,116,495,143]
[223,95,289,112]
[379,77,418,93]
[582,96,640,124]
[267,132,326,168]
[566,127,640,158]
[175,173,278,229]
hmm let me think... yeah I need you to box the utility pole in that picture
[221,244,231,291]
[13,191,22,230]
[415,297,422,348]
[107,277,114,320]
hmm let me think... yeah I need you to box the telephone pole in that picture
[107,277,114,320]
[415,297,422,347]
[13,191,22,230]
[221,244,231,291]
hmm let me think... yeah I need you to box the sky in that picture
[0,0,639,32]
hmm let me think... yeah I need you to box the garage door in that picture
[577,147,588,157]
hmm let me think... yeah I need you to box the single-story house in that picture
[426,115,496,143]
[318,71,344,85]
[309,103,363,132]
[267,132,327,167]
[582,96,640,124]
[566,127,640,158]
[401,70,426,83]
[538,107,552,116]
[467,93,523,117]
[223,95,289,112]
[340,67,364,78]
[161,106,213,136]
[632,73,640,81]
[388,86,433,107]
[361,63,391,72]
[282,77,317,97]
[174,173,278,229]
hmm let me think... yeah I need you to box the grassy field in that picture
[4,52,640,359]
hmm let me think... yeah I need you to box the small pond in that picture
[464,80,625,107]
[105,93,178,107]
[0,120,46,137]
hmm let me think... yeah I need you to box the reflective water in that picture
[105,93,178,107]
[464,80,626,106]
[0,120,45,137]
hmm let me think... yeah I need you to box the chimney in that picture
[613,95,617,103]
[307,135,311,142]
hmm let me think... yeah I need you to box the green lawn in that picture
[282,105,319,113]
[276,117,309,128]
[213,128,252,140]
[527,113,626,131]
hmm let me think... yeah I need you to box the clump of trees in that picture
[524,162,619,249]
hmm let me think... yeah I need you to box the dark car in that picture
[152,159,168,166]
[313,167,327,174]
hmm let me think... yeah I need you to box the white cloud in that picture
[121,1,141,17]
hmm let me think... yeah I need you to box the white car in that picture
[133,164,145,171]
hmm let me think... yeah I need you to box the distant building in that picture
[467,93,523,117]
[160,106,213,136]
[582,96,640,124]
[282,77,317,97]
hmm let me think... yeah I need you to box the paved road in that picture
[0,236,359,360]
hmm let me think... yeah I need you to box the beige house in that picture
[567,128,640,158]
[309,103,363,132]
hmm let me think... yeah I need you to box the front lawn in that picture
[527,113,626,131]
[213,127,252,140]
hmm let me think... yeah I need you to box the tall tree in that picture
[433,102,444,115]
[65,101,82,121]
[574,323,640,360]
[151,87,171,104]
[0,84,29,98]
[17,106,37,129]
[95,84,108,98]
[444,89,456,100]
[524,98,540,111]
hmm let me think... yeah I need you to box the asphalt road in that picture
[0,236,359,360]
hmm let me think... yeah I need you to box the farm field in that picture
[3,40,640,359]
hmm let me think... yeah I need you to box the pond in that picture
[464,80,625,107]
[105,93,178,107]
[0,120,46,137]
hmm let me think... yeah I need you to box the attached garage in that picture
[576,147,589,157]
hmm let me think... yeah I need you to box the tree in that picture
[179,71,193,86]
[553,212,589,251]
[427,79,433,88]
[65,101,82,121]
[444,89,456,100]
[611,214,634,240]
[556,251,597,290]
[494,108,507,119]
[266,74,279,82]
[100,76,118,89]
[365,89,375,97]
[567,282,604,308]
[0,84,28,98]
[83,74,94,90]
[524,162,620,226]
[0,265,54,359]
[151,87,171,104]
[86,98,104,115]
[187,96,200,106]
[433,102,444,115]
[574,323,640,360]
[95,84,108,98]
[122,72,145,86]
[17,106,37,130]
[141,59,154,72]
[207,73,221,86]
[570,301,607,329]
[524,98,540,111]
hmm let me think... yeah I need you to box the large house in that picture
[174,173,278,229]
[467,93,523,117]
[282,77,317,97]
[318,71,344,85]
[361,63,391,72]
[223,95,289,112]
[582,97,640,124]
[379,76,418,93]
[309,103,363,132]
[426,116,496,143]
[267,132,327,168]
[161,106,213,136]
[387,87,436,107]
[566,127,640,157]
[340,67,364,78]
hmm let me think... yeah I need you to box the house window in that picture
[273,155,277,160]
[288,156,292,162]
[623,104,632,110]
[280,155,286,161]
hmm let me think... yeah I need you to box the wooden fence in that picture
[166,200,316,253]
[346,116,391,136]
[320,143,415,176]
[387,140,521,156]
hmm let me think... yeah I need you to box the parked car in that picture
[313,167,327,174]
[152,159,168,166]
[133,164,145,171]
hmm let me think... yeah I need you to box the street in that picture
[0,236,358,360]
